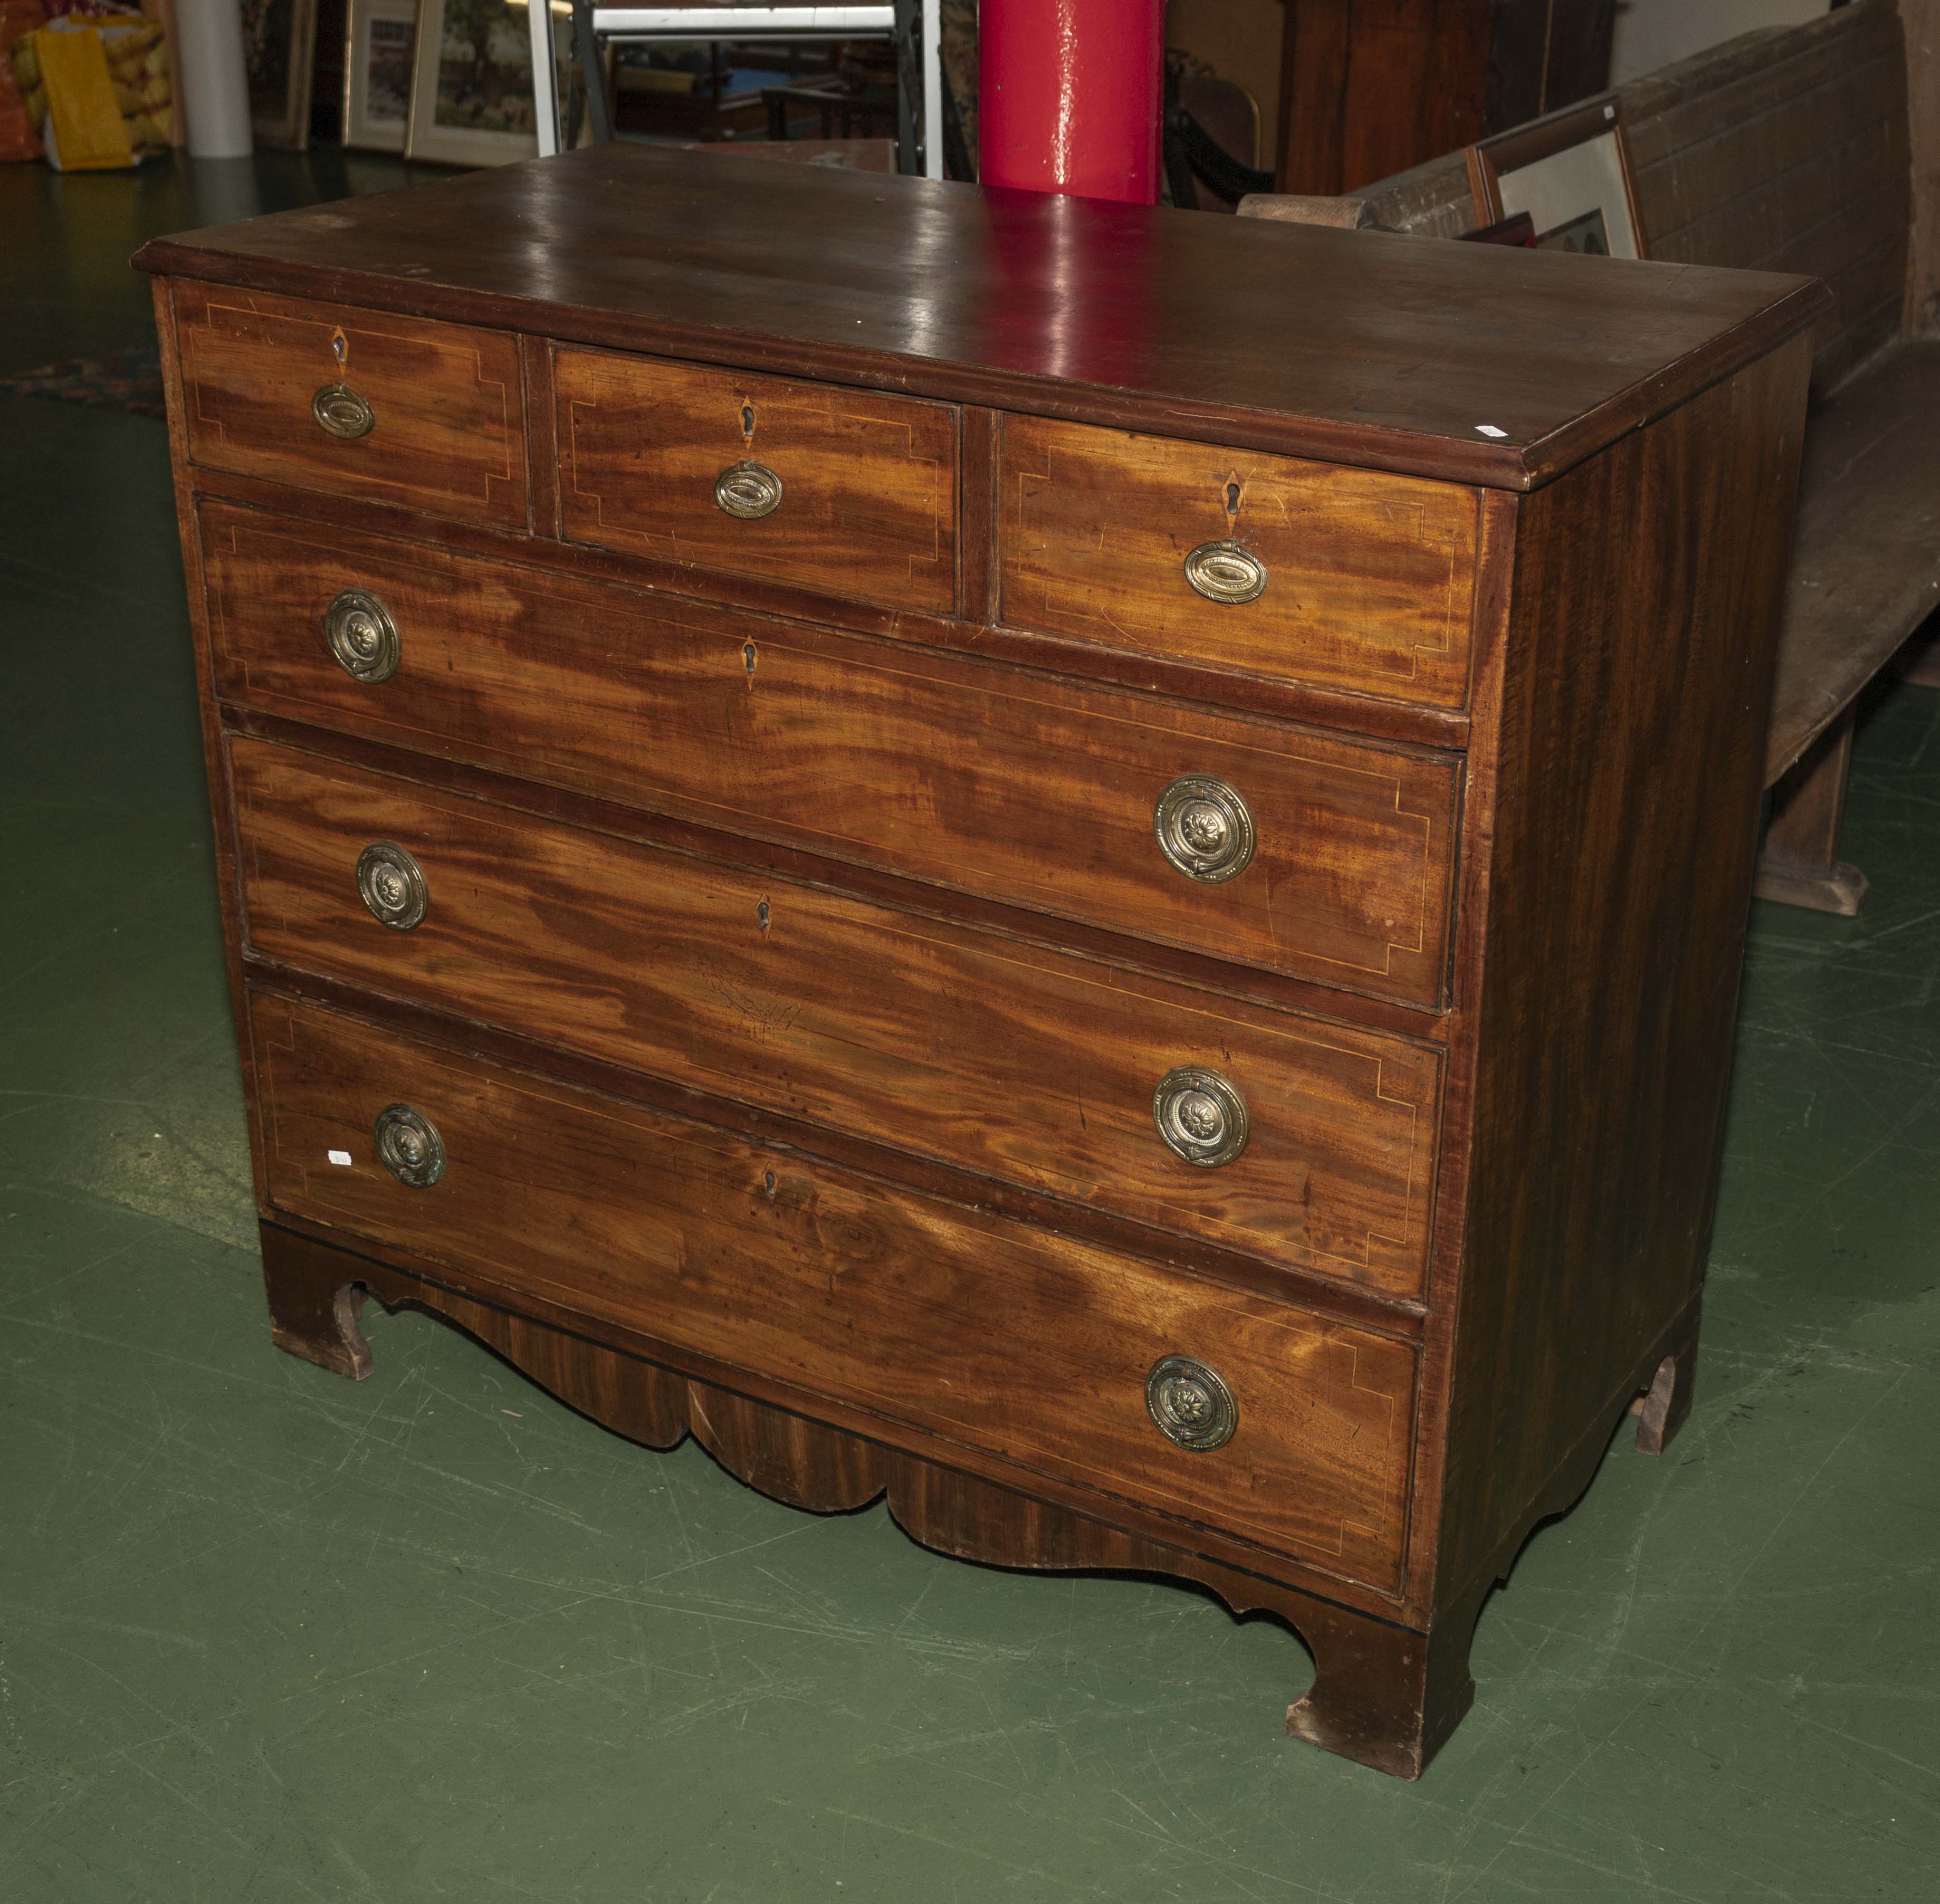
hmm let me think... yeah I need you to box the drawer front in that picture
[202,503,1459,1009]
[232,738,1444,1298]
[1001,416,1479,707]
[557,347,957,615]
[171,282,528,528]
[252,990,1417,1589]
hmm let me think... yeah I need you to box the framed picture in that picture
[244,0,320,151]
[405,0,562,166]
[1465,97,1649,261]
[343,0,420,154]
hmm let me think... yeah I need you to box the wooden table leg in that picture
[1754,707,1868,915]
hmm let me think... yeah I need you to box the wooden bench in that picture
[1246,0,1938,913]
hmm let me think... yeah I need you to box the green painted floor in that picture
[3,152,1937,1903]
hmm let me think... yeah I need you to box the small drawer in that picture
[556,346,957,615]
[171,282,528,528]
[1000,416,1480,707]
[200,503,1460,1009]
[231,737,1445,1299]
[251,990,1418,1591]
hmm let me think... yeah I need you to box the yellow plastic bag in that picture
[32,13,165,168]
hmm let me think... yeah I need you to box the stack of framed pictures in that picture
[342,0,575,164]
[246,0,321,150]
[1463,98,1649,262]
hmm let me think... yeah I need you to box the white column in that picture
[172,0,253,159]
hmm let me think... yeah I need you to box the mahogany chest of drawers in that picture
[136,146,1823,1777]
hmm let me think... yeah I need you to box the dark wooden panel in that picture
[230,735,1446,1297]
[556,347,958,614]
[199,501,1463,1009]
[250,990,1420,1590]
[132,141,1825,492]
[1433,332,1812,1610]
[171,281,527,527]
[1766,339,1940,781]
[999,416,1479,709]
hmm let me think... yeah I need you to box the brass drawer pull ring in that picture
[714,460,784,519]
[374,1103,445,1188]
[1183,540,1266,605]
[312,382,376,440]
[1153,774,1255,883]
[1153,1066,1250,1169]
[356,842,429,932]
[322,588,400,684]
[1145,1355,1238,1452]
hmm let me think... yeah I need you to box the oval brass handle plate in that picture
[1183,540,1266,605]
[321,588,401,684]
[374,1103,445,1188]
[356,841,429,932]
[1153,774,1255,884]
[714,460,783,520]
[312,382,376,441]
[1145,1355,1238,1452]
[1152,1065,1250,1169]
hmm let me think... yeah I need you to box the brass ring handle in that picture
[714,460,783,519]
[356,841,429,932]
[1153,774,1255,884]
[374,1103,445,1188]
[1145,1355,1238,1452]
[1183,540,1266,605]
[1152,1066,1250,1170]
[322,588,401,684]
[312,382,376,440]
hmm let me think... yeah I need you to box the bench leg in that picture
[1894,625,1940,688]
[1754,709,1868,916]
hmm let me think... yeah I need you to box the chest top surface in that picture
[133,143,1824,492]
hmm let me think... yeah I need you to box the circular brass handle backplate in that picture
[374,1103,445,1189]
[1153,774,1256,884]
[1145,1355,1238,1452]
[322,588,400,684]
[714,460,783,519]
[1183,539,1266,605]
[356,841,429,932]
[312,382,376,441]
[1152,1066,1250,1170]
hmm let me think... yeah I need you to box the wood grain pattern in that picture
[556,346,957,614]
[250,989,1420,1591]
[1000,416,1479,708]
[199,501,1461,1009]
[1432,331,1812,1612]
[229,734,1445,1296]
[261,1217,1466,1774]
[131,143,1826,492]
[171,281,527,527]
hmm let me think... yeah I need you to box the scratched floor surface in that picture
[2,154,1937,1904]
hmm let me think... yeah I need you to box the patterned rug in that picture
[0,343,166,418]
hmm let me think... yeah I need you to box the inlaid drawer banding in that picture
[251,988,1418,1591]
[203,503,1462,1010]
[230,736,1446,1297]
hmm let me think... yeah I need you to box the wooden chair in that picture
[1241,0,1938,913]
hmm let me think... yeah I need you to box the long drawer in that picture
[1000,415,1479,707]
[250,989,1417,1590]
[200,501,1460,1009]
[231,735,1444,1298]
[556,347,957,615]
[171,284,528,528]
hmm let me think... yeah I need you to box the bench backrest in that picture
[1349,0,1912,393]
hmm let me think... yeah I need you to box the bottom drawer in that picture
[251,990,1418,1592]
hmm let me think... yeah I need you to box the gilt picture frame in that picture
[342,0,421,155]
[1465,96,1649,261]
[405,0,557,167]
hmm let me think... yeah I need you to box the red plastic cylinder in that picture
[979,0,1164,205]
